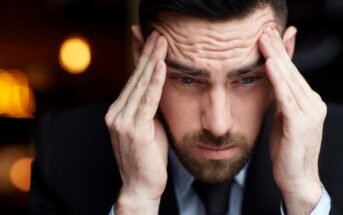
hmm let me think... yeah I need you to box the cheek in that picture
[159,82,201,142]
[232,82,273,144]
[159,78,273,144]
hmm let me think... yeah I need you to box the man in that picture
[30,0,343,214]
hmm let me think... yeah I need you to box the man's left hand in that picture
[259,27,327,215]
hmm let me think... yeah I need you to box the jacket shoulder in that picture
[32,103,121,215]
[320,103,343,213]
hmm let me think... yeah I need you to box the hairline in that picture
[140,3,287,39]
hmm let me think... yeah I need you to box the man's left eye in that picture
[240,77,259,86]
[178,77,194,84]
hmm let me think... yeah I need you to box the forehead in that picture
[152,6,278,72]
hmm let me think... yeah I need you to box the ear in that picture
[131,25,145,65]
[282,26,297,59]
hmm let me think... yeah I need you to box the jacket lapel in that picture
[242,111,282,215]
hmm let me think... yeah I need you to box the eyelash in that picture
[170,75,263,91]
[238,76,262,87]
[177,77,196,85]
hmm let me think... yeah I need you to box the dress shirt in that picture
[110,148,331,215]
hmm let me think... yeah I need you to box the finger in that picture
[122,36,168,119]
[270,28,313,93]
[268,29,324,112]
[106,31,160,122]
[135,60,167,125]
[259,28,312,113]
[272,30,324,113]
[259,28,300,91]
[264,58,298,120]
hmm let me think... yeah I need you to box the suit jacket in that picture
[29,102,343,215]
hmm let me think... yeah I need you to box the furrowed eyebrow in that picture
[165,57,265,78]
[230,57,265,77]
[165,59,209,77]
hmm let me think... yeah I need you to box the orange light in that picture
[10,157,33,192]
[59,36,92,74]
[0,70,36,118]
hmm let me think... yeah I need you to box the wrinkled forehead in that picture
[152,6,279,71]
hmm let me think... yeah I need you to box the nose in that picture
[201,87,233,137]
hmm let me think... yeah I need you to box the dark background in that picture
[0,0,342,214]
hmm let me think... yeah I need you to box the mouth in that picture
[196,144,237,160]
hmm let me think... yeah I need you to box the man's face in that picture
[154,7,278,183]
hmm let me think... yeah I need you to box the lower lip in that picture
[196,145,237,160]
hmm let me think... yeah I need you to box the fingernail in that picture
[262,31,270,43]
[265,27,272,35]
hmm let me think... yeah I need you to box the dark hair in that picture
[139,0,288,38]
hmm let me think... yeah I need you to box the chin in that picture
[175,146,250,183]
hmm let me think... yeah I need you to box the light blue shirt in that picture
[110,148,331,215]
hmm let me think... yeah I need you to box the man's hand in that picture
[105,31,168,214]
[259,27,326,215]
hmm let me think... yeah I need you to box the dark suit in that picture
[29,103,343,215]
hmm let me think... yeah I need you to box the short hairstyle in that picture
[139,0,288,38]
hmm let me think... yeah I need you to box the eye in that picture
[240,77,259,86]
[178,77,194,84]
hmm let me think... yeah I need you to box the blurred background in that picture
[0,0,342,214]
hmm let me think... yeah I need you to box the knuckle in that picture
[105,103,122,126]
[111,116,126,133]
[320,102,327,119]
[313,91,322,100]
[127,75,137,87]
[105,113,112,126]
[141,48,150,57]
[105,110,118,126]
[111,120,121,132]
[126,77,134,86]
[150,73,162,85]
[135,78,148,90]
[141,94,154,105]
[312,92,327,117]
[322,102,327,114]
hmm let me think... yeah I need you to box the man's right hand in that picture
[105,31,169,214]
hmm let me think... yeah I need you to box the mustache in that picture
[182,129,247,147]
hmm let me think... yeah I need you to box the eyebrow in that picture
[165,57,265,78]
[231,57,265,77]
[166,59,208,77]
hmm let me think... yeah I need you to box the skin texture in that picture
[155,8,275,183]
[105,5,326,215]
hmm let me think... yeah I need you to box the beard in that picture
[172,129,253,183]
[158,112,258,184]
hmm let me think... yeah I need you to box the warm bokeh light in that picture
[59,36,92,74]
[0,146,30,194]
[9,157,33,192]
[0,70,36,118]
